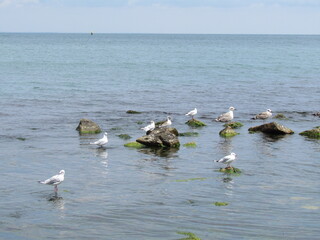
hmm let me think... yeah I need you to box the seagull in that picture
[141,121,155,132]
[252,109,272,120]
[215,107,235,122]
[160,116,172,128]
[90,132,108,147]
[186,108,197,119]
[38,170,65,193]
[215,153,237,167]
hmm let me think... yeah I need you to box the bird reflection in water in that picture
[47,194,65,210]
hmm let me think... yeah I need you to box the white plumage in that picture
[215,153,237,167]
[141,121,155,132]
[90,132,108,147]
[160,116,172,127]
[252,109,272,120]
[186,108,197,119]
[215,106,235,122]
[38,170,65,192]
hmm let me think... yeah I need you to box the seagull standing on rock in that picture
[215,153,237,168]
[252,109,272,120]
[141,121,155,132]
[90,132,108,147]
[160,116,172,128]
[38,170,65,193]
[215,107,235,122]
[186,108,197,119]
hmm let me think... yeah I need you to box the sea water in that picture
[0,33,319,239]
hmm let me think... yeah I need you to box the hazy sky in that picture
[0,0,319,34]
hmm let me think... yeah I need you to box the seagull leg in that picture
[54,185,58,193]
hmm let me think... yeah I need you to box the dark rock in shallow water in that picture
[126,110,142,114]
[248,122,294,135]
[185,118,206,127]
[273,113,288,119]
[219,126,239,137]
[223,121,243,129]
[76,119,101,134]
[136,127,180,148]
[299,127,320,139]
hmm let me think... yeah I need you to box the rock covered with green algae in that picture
[248,122,294,135]
[299,127,320,139]
[223,121,243,129]
[136,127,180,148]
[219,126,239,137]
[179,132,199,137]
[117,134,131,140]
[176,231,201,240]
[126,110,142,114]
[214,202,229,206]
[185,119,206,127]
[76,119,101,134]
[273,113,288,119]
[219,167,242,175]
[183,142,197,148]
[124,142,145,148]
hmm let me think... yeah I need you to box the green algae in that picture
[183,142,197,148]
[179,132,199,137]
[176,231,201,240]
[175,177,207,182]
[214,202,229,206]
[219,126,239,137]
[223,121,243,129]
[185,119,206,127]
[110,127,123,131]
[79,130,101,134]
[16,137,26,141]
[219,167,242,175]
[126,110,142,114]
[117,134,132,140]
[299,128,320,139]
[136,121,144,125]
[124,142,145,148]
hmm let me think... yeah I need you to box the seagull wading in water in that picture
[252,109,272,120]
[160,116,172,127]
[186,108,197,119]
[90,132,108,147]
[215,107,235,122]
[38,170,65,193]
[215,153,237,168]
[141,121,155,132]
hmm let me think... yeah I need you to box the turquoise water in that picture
[0,33,319,239]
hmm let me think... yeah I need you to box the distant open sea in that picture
[0,33,319,240]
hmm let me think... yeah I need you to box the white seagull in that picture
[252,109,272,120]
[38,170,65,193]
[186,108,197,119]
[160,116,172,128]
[90,132,108,147]
[215,107,235,122]
[141,121,155,132]
[215,153,237,167]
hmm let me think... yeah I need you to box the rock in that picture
[223,121,243,129]
[179,132,199,137]
[117,134,131,140]
[219,126,239,137]
[185,119,206,127]
[312,112,320,117]
[214,202,229,206]
[126,110,142,114]
[248,122,294,135]
[136,127,180,148]
[219,167,242,175]
[273,113,288,119]
[299,127,320,139]
[76,119,101,134]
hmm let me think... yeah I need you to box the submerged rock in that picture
[223,121,243,129]
[219,167,242,175]
[299,127,320,139]
[117,134,131,140]
[126,110,142,114]
[219,126,239,137]
[273,113,288,119]
[124,142,145,148]
[179,132,199,137]
[183,142,197,148]
[136,127,180,148]
[185,119,206,127]
[76,119,101,134]
[248,122,294,135]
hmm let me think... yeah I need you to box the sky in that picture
[0,0,319,34]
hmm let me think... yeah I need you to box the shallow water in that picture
[0,33,319,239]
